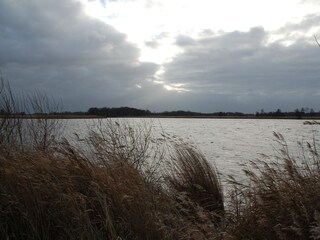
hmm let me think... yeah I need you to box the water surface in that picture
[63,118,320,180]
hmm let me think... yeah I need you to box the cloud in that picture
[0,0,158,110]
[145,41,159,48]
[175,35,196,47]
[160,24,320,112]
[275,14,320,36]
[1,0,319,113]
[144,32,170,49]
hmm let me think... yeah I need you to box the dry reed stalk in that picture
[166,144,225,231]
[226,132,320,239]
[0,135,177,239]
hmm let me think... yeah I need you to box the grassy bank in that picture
[1,119,320,239]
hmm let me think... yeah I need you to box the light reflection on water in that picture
[62,118,320,181]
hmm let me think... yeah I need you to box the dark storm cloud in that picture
[162,24,320,112]
[0,0,158,111]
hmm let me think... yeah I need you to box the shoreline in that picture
[1,114,320,120]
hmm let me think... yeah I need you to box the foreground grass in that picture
[1,124,320,239]
[226,132,320,239]
[0,120,226,240]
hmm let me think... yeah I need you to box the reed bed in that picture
[225,132,320,239]
[1,97,320,239]
[0,119,226,239]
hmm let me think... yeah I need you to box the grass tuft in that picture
[167,144,224,221]
[226,132,320,239]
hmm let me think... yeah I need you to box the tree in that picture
[295,108,303,119]
[310,108,315,116]
[275,109,282,116]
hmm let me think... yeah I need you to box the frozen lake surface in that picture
[63,118,320,180]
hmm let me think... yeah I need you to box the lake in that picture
[63,118,320,181]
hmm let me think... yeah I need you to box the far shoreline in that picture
[1,114,320,120]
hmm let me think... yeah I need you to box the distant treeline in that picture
[83,106,320,118]
[87,107,151,117]
[155,110,252,117]
[255,108,320,119]
[2,106,320,119]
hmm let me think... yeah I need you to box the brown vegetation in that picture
[2,120,320,239]
[225,132,320,239]
[0,121,225,239]
[0,75,63,149]
[1,76,320,239]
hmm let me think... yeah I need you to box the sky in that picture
[0,0,320,113]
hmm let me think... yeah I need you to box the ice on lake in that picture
[62,118,320,181]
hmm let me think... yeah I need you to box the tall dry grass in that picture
[2,122,320,239]
[169,145,224,212]
[0,140,168,239]
[0,75,63,150]
[225,132,320,239]
[0,117,225,239]
[167,145,224,226]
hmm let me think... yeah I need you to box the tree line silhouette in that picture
[83,106,320,118]
[87,107,151,117]
[2,105,320,119]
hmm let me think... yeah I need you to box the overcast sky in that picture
[1,0,320,113]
